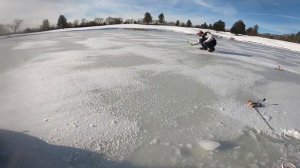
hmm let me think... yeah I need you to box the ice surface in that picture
[4,24,300,52]
[13,40,58,50]
[0,29,300,167]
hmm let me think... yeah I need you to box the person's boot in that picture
[200,47,207,50]
[208,48,215,52]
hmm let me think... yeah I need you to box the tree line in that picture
[0,13,299,44]
[0,19,23,34]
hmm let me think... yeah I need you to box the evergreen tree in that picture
[201,22,208,29]
[230,20,246,35]
[213,20,225,32]
[253,24,259,35]
[57,15,68,29]
[158,13,165,24]
[143,12,152,25]
[41,19,50,31]
[208,24,213,29]
[175,20,180,26]
[245,24,259,36]
[180,22,185,27]
[246,27,253,35]
[186,20,192,27]
[295,32,300,43]
[195,25,201,28]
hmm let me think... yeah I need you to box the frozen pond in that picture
[0,29,300,167]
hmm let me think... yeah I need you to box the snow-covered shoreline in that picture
[1,24,300,53]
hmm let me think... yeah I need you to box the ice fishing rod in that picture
[251,98,279,137]
[253,107,278,137]
[255,107,297,168]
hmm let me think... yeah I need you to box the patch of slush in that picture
[71,68,145,91]
[13,40,58,50]
[68,111,141,160]
[0,49,146,160]
[131,129,293,168]
[283,129,300,140]
[73,55,158,69]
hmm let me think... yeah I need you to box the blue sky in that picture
[0,0,299,34]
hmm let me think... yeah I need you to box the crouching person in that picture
[192,31,217,52]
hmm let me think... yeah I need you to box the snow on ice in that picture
[1,25,300,167]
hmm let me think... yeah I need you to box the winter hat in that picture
[197,31,204,36]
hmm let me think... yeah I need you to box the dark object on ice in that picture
[208,48,215,52]
[247,100,263,108]
[191,31,217,52]
[275,65,284,71]
[247,98,279,137]
[247,98,266,108]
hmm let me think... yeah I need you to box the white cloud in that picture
[247,13,300,21]
[0,0,87,28]
[0,0,297,34]
[255,22,300,34]
[0,0,233,28]
[192,0,237,16]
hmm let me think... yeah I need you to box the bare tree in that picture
[74,19,79,27]
[81,18,88,27]
[0,24,9,34]
[94,17,104,26]
[41,19,50,31]
[68,22,74,28]
[8,19,23,33]
[105,17,123,25]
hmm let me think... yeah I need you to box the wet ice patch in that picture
[13,40,58,50]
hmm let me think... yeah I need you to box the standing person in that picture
[191,31,217,52]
